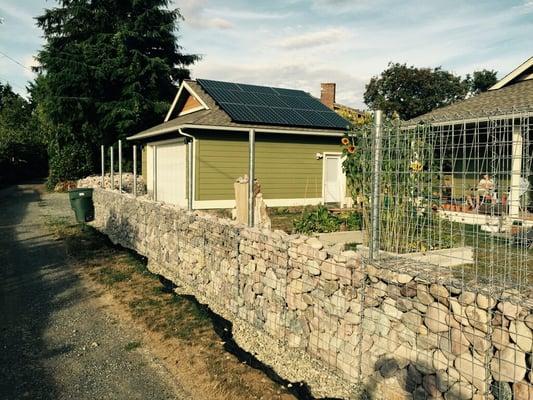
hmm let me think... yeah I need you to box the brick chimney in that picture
[320,83,336,109]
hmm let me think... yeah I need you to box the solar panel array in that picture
[196,79,349,130]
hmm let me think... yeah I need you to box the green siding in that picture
[196,132,343,201]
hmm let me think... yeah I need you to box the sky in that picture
[0,0,532,109]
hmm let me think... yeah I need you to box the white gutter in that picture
[178,128,195,211]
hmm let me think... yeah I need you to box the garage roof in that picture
[128,80,349,140]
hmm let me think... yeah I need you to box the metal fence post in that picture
[187,140,193,211]
[118,139,122,193]
[248,129,255,227]
[110,146,114,191]
[133,144,137,197]
[101,145,105,188]
[370,110,383,260]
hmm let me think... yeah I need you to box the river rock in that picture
[454,351,489,391]
[509,320,533,352]
[465,305,489,333]
[446,381,474,399]
[430,283,450,305]
[491,344,527,382]
[417,284,435,305]
[493,327,511,351]
[425,302,450,333]
[476,293,496,310]
[491,381,513,400]
[498,301,522,320]
[513,381,533,400]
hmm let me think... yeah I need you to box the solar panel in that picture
[197,79,349,130]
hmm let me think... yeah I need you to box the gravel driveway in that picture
[0,183,190,400]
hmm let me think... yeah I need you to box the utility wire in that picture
[0,50,33,72]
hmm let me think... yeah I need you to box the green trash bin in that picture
[68,188,95,223]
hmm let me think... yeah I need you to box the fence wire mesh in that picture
[92,108,533,399]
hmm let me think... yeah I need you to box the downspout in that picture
[178,128,195,211]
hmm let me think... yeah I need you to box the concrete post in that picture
[101,145,105,188]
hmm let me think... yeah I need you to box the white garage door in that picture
[154,141,186,206]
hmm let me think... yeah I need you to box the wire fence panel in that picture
[86,108,533,400]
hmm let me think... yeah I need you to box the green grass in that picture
[98,266,131,285]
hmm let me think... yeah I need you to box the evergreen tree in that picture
[34,0,199,185]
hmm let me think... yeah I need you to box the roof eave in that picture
[127,123,346,141]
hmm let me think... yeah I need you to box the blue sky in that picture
[0,0,532,108]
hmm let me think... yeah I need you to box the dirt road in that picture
[0,183,190,400]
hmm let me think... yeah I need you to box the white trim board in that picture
[164,81,209,122]
[489,56,533,90]
[193,197,353,210]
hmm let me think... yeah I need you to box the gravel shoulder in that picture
[0,183,190,400]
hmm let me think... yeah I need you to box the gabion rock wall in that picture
[89,188,533,400]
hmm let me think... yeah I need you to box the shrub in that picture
[293,206,363,234]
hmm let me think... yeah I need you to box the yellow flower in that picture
[341,137,350,145]
[410,160,423,172]
[347,145,356,154]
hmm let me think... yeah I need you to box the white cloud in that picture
[277,28,351,49]
[190,61,367,108]
[0,3,34,27]
[176,0,233,30]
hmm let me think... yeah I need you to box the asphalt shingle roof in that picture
[407,79,533,124]
[129,80,348,140]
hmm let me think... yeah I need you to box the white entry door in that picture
[154,141,186,206]
[324,154,342,204]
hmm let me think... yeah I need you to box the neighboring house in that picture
[127,79,351,209]
[407,56,533,219]
[319,82,365,121]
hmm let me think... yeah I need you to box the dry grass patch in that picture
[46,217,296,400]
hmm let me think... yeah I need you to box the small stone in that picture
[396,273,413,284]
[306,237,323,250]
[498,301,522,320]
[397,298,413,312]
[425,302,450,333]
[376,357,399,378]
[454,351,488,391]
[430,283,449,305]
[433,349,450,370]
[525,314,533,330]
[476,293,496,310]
[401,281,417,297]
[423,374,440,398]
[446,381,474,400]
[436,368,455,392]
[402,310,423,332]
[509,320,533,352]
[417,284,434,305]
[491,381,513,400]
[491,344,527,382]
[493,327,511,351]
[441,328,469,356]
[513,381,533,400]
[458,291,476,305]
[465,305,489,333]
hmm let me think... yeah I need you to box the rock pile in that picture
[88,187,533,400]
[78,173,146,195]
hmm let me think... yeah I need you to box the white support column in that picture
[118,140,122,192]
[110,146,114,190]
[509,125,523,219]
[248,129,255,227]
[133,145,137,197]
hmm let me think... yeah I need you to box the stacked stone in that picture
[86,187,533,400]
[77,173,146,195]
